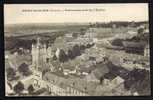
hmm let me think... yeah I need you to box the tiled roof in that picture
[43,69,104,95]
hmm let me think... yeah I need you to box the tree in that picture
[72,44,81,56]
[72,33,78,38]
[67,49,75,59]
[138,28,144,35]
[6,67,16,81]
[13,81,24,95]
[86,43,92,48]
[111,39,123,46]
[100,76,104,84]
[52,54,57,60]
[27,84,35,94]
[18,62,30,76]
[79,45,85,50]
[89,22,93,27]
[80,28,86,35]
[58,49,68,63]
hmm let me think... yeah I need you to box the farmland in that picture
[4,23,137,51]
[4,23,89,37]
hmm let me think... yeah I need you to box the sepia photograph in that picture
[4,4,150,96]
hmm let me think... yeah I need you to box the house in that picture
[94,76,125,96]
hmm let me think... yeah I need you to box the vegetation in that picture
[52,54,57,60]
[27,84,35,94]
[138,28,144,35]
[72,32,79,38]
[89,21,148,28]
[13,81,24,95]
[57,43,95,63]
[72,44,81,56]
[124,69,150,95]
[80,28,86,35]
[18,62,31,76]
[111,39,123,46]
[58,49,68,63]
[6,67,16,81]
[67,49,75,60]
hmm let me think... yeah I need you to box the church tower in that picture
[31,37,55,88]
[31,37,47,71]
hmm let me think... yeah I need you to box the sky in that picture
[4,3,149,24]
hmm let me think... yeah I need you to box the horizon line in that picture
[5,20,149,25]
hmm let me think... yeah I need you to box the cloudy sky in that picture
[4,3,148,24]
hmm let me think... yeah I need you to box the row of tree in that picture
[88,21,148,28]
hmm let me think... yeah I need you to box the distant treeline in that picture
[89,21,148,28]
[5,32,65,51]
[5,37,33,51]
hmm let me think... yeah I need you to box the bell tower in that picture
[31,37,47,78]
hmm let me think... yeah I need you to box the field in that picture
[89,27,137,39]
[4,23,89,50]
[4,23,138,51]
[4,23,89,37]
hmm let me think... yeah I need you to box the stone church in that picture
[31,37,53,72]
